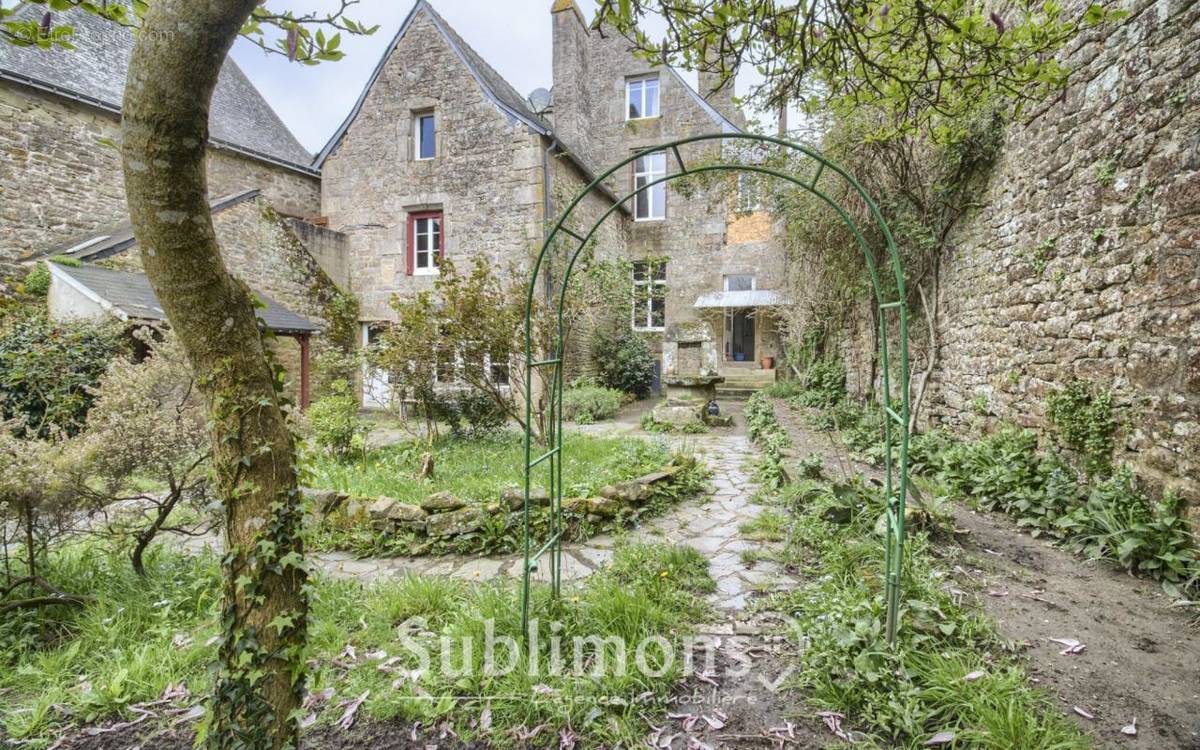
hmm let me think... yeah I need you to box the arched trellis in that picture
[522,133,910,643]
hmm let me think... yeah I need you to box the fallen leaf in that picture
[923,730,956,746]
[1073,706,1095,720]
[1049,637,1086,655]
[1121,718,1138,736]
[963,670,987,682]
[335,690,369,730]
[986,590,1009,597]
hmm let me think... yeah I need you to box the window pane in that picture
[635,189,650,219]
[627,80,642,118]
[650,297,665,328]
[431,218,441,250]
[632,261,648,281]
[644,78,659,117]
[416,219,428,252]
[652,262,666,281]
[417,114,435,159]
[650,182,666,218]
[650,152,666,175]
[726,274,753,291]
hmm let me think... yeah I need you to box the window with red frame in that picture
[406,211,443,275]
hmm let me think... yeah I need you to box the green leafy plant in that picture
[305,378,367,459]
[591,324,655,399]
[562,385,623,423]
[1046,379,1117,477]
[1057,469,1199,593]
[0,310,125,438]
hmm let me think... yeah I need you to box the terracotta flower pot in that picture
[761,356,775,370]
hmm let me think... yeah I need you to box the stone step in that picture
[720,377,776,388]
[715,387,759,400]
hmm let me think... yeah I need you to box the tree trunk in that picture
[121,3,307,749]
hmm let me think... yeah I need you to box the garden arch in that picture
[522,133,911,643]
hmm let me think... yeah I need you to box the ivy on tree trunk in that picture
[120,2,308,748]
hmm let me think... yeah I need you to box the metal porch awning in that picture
[693,289,790,308]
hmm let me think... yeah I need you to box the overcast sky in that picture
[228,0,775,155]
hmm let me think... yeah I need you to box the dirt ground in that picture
[39,721,486,750]
[774,399,1200,750]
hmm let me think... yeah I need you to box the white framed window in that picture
[407,211,442,276]
[633,151,667,221]
[632,259,666,331]
[414,111,436,160]
[626,75,660,119]
[724,274,755,292]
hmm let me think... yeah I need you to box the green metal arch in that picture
[521,133,911,643]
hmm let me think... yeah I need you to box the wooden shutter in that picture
[405,213,415,275]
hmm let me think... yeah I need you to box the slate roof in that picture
[0,5,315,173]
[49,262,320,334]
[32,190,265,263]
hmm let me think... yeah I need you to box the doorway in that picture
[725,309,755,362]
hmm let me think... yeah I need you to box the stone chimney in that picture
[697,45,743,127]
[550,0,591,153]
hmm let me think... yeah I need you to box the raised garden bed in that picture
[304,434,707,557]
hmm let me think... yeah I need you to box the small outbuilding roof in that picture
[48,262,320,335]
[693,289,790,309]
[35,190,264,264]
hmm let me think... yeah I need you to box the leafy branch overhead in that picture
[596,0,1124,136]
[0,0,378,62]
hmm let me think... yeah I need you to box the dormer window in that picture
[626,75,660,120]
[414,111,436,160]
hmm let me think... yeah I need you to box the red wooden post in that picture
[299,334,311,411]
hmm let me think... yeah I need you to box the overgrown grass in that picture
[745,398,1091,749]
[1,540,714,747]
[306,432,669,503]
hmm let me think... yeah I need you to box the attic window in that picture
[626,75,660,120]
[414,111,436,160]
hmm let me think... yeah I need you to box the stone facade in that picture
[79,193,347,402]
[549,2,785,368]
[834,0,1199,501]
[321,9,553,322]
[0,83,321,271]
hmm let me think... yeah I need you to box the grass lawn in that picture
[305,432,672,504]
[0,540,714,748]
[304,432,707,557]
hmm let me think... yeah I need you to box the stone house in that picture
[317,0,787,405]
[3,0,789,408]
[0,5,343,403]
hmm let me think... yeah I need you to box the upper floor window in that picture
[632,259,666,331]
[414,111,436,160]
[633,151,667,221]
[626,75,660,120]
[407,211,442,275]
[724,274,755,292]
[736,173,762,213]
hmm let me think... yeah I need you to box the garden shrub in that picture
[0,311,125,438]
[307,379,367,459]
[437,388,509,439]
[592,324,655,399]
[563,385,623,423]
[795,356,846,408]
